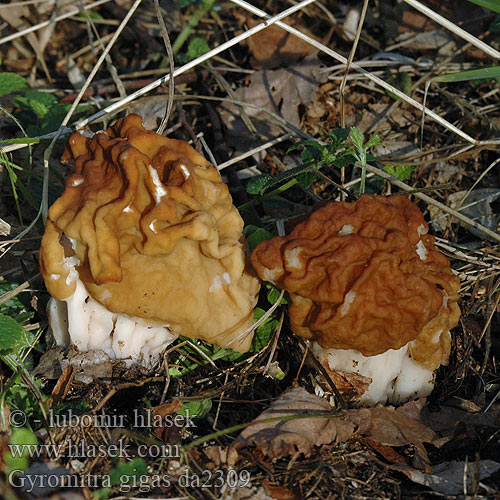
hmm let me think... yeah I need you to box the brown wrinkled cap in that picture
[40,114,260,351]
[251,194,460,369]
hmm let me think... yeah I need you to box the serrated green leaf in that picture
[246,173,272,195]
[365,133,381,150]
[244,225,274,251]
[466,0,500,13]
[178,399,212,419]
[297,170,317,188]
[349,126,364,152]
[186,37,210,61]
[329,128,349,144]
[383,164,414,181]
[0,315,34,353]
[0,73,27,96]
[432,66,500,83]
[14,90,58,119]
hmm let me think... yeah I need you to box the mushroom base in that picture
[312,340,442,406]
[47,279,178,368]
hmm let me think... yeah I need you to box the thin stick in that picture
[154,0,175,134]
[340,0,370,128]
[218,133,293,170]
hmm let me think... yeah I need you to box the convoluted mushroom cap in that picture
[40,114,260,365]
[251,194,460,404]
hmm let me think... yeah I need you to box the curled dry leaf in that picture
[152,399,184,441]
[227,387,370,465]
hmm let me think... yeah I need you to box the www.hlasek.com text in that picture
[8,438,180,460]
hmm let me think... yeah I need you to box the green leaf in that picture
[244,225,274,251]
[0,315,34,353]
[432,66,500,83]
[110,458,148,486]
[382,164,414,181]
[349,126,364,152]
[0,73,27,96]
[328,128,349,145]
[246,173,272,195]
[466,0,500,13]
[186,37,210,61]
[4,427,37,475]
[210,346,245,362]
[297,170,317,188]
[251,307,279,352]
[365,133,381,150]
[92,488,110,500]
[178,399,212,419]
[14,90,58,119]
[266,283,287,306]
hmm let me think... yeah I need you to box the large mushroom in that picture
[40,114,260,367]
[251,194,460,405]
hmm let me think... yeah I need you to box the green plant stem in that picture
[172,0,216,54]
[238,178,298,212]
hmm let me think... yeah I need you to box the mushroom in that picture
[251,194,460,405]
[40,114,260,367]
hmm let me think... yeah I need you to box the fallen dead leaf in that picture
[152,399,184,441]
[235,14,322,69]
[401,460,500,496]
[320,361,372,401]
[227,387,370,465]
[33,347,135,384]
[219,54,326,156]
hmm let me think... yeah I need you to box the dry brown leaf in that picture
[321,362,372,401]
[401,460,500,496]
[219,55,326,155]
[365,404,436,447]
[235,14,320,69]
[152,399,184,441]
[227,387,370,465]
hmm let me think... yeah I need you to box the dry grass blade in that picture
[153,0,175,134]
[0,0,111,46]
[404,0,500,59]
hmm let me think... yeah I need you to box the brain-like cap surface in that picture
[251,195,460,369]
[40,114,260,351]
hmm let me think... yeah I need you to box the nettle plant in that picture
[243,126,383,208]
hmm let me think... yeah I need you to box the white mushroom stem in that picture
[47,279,178,368]
[312,341,439,406]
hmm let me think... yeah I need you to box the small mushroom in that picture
[251,194,460,405]
[40,114,260,367]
